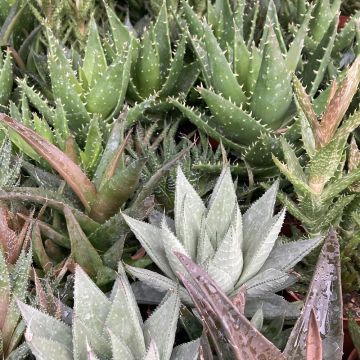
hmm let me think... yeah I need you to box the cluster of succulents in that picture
[0,0,359,358]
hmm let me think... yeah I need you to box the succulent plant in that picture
[123,165,321,318]
[29,0,113,47]
[272,56,360,236]
[105,0,199,103]
[176,229,343,359]
[169,0,311,176]
[0,205,32,359]
[130,121,221,210]
[18,264,200,360]
[19,17,133,133]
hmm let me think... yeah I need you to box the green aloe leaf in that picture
[86,40,133,118]
[91,159,145,223]
[198,87,269,146]
[0,50,13,108]
[79,116,103,175]
[81,17,107,89]
[46,29,90,128]
[250,27,292,129]
[201,21,247,106]
[154,1,171,80]
[64,207,107,279]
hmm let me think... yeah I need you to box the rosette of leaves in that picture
[130,121,221,210]
[170,0,315,176]
[123,166,322,318]
[272,56,360,236]
[171,0,359,177]
[29,0,114,47]
[104,0,199,103]
[176,229,343,360]
[274,0,359,65]
[19,16,133,133]
[18,264,200,360]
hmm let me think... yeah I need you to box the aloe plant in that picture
[0,204,32,359]
[19,17,133,132]
[123,165,321,318]
[18,264,199,360]
[176,229,343,360]
[168,0,333,176]
[272,56,360,236]
[131,121,221,210]
[105,0,199,103]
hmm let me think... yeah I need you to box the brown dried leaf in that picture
[293,76,319,132]
[319,56,360,145]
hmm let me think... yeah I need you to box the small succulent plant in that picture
[0,205,32,359]
[124,166,321,318]
[18,264,200,360]
[20,18,133,132]
[176,229,343,359]
[273,56,360,236]
[130,121,221,210]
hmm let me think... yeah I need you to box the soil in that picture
[343,292,360,318]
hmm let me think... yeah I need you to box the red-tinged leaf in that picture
[90,158,145,223]
[176,271,230,359]
[175,252,286,360]
[293,76,319,132]
[0,114,96,211]
[232,286,246,314]
[284,229,343,360]
[319,56,360,145]
[306,309,322,360]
